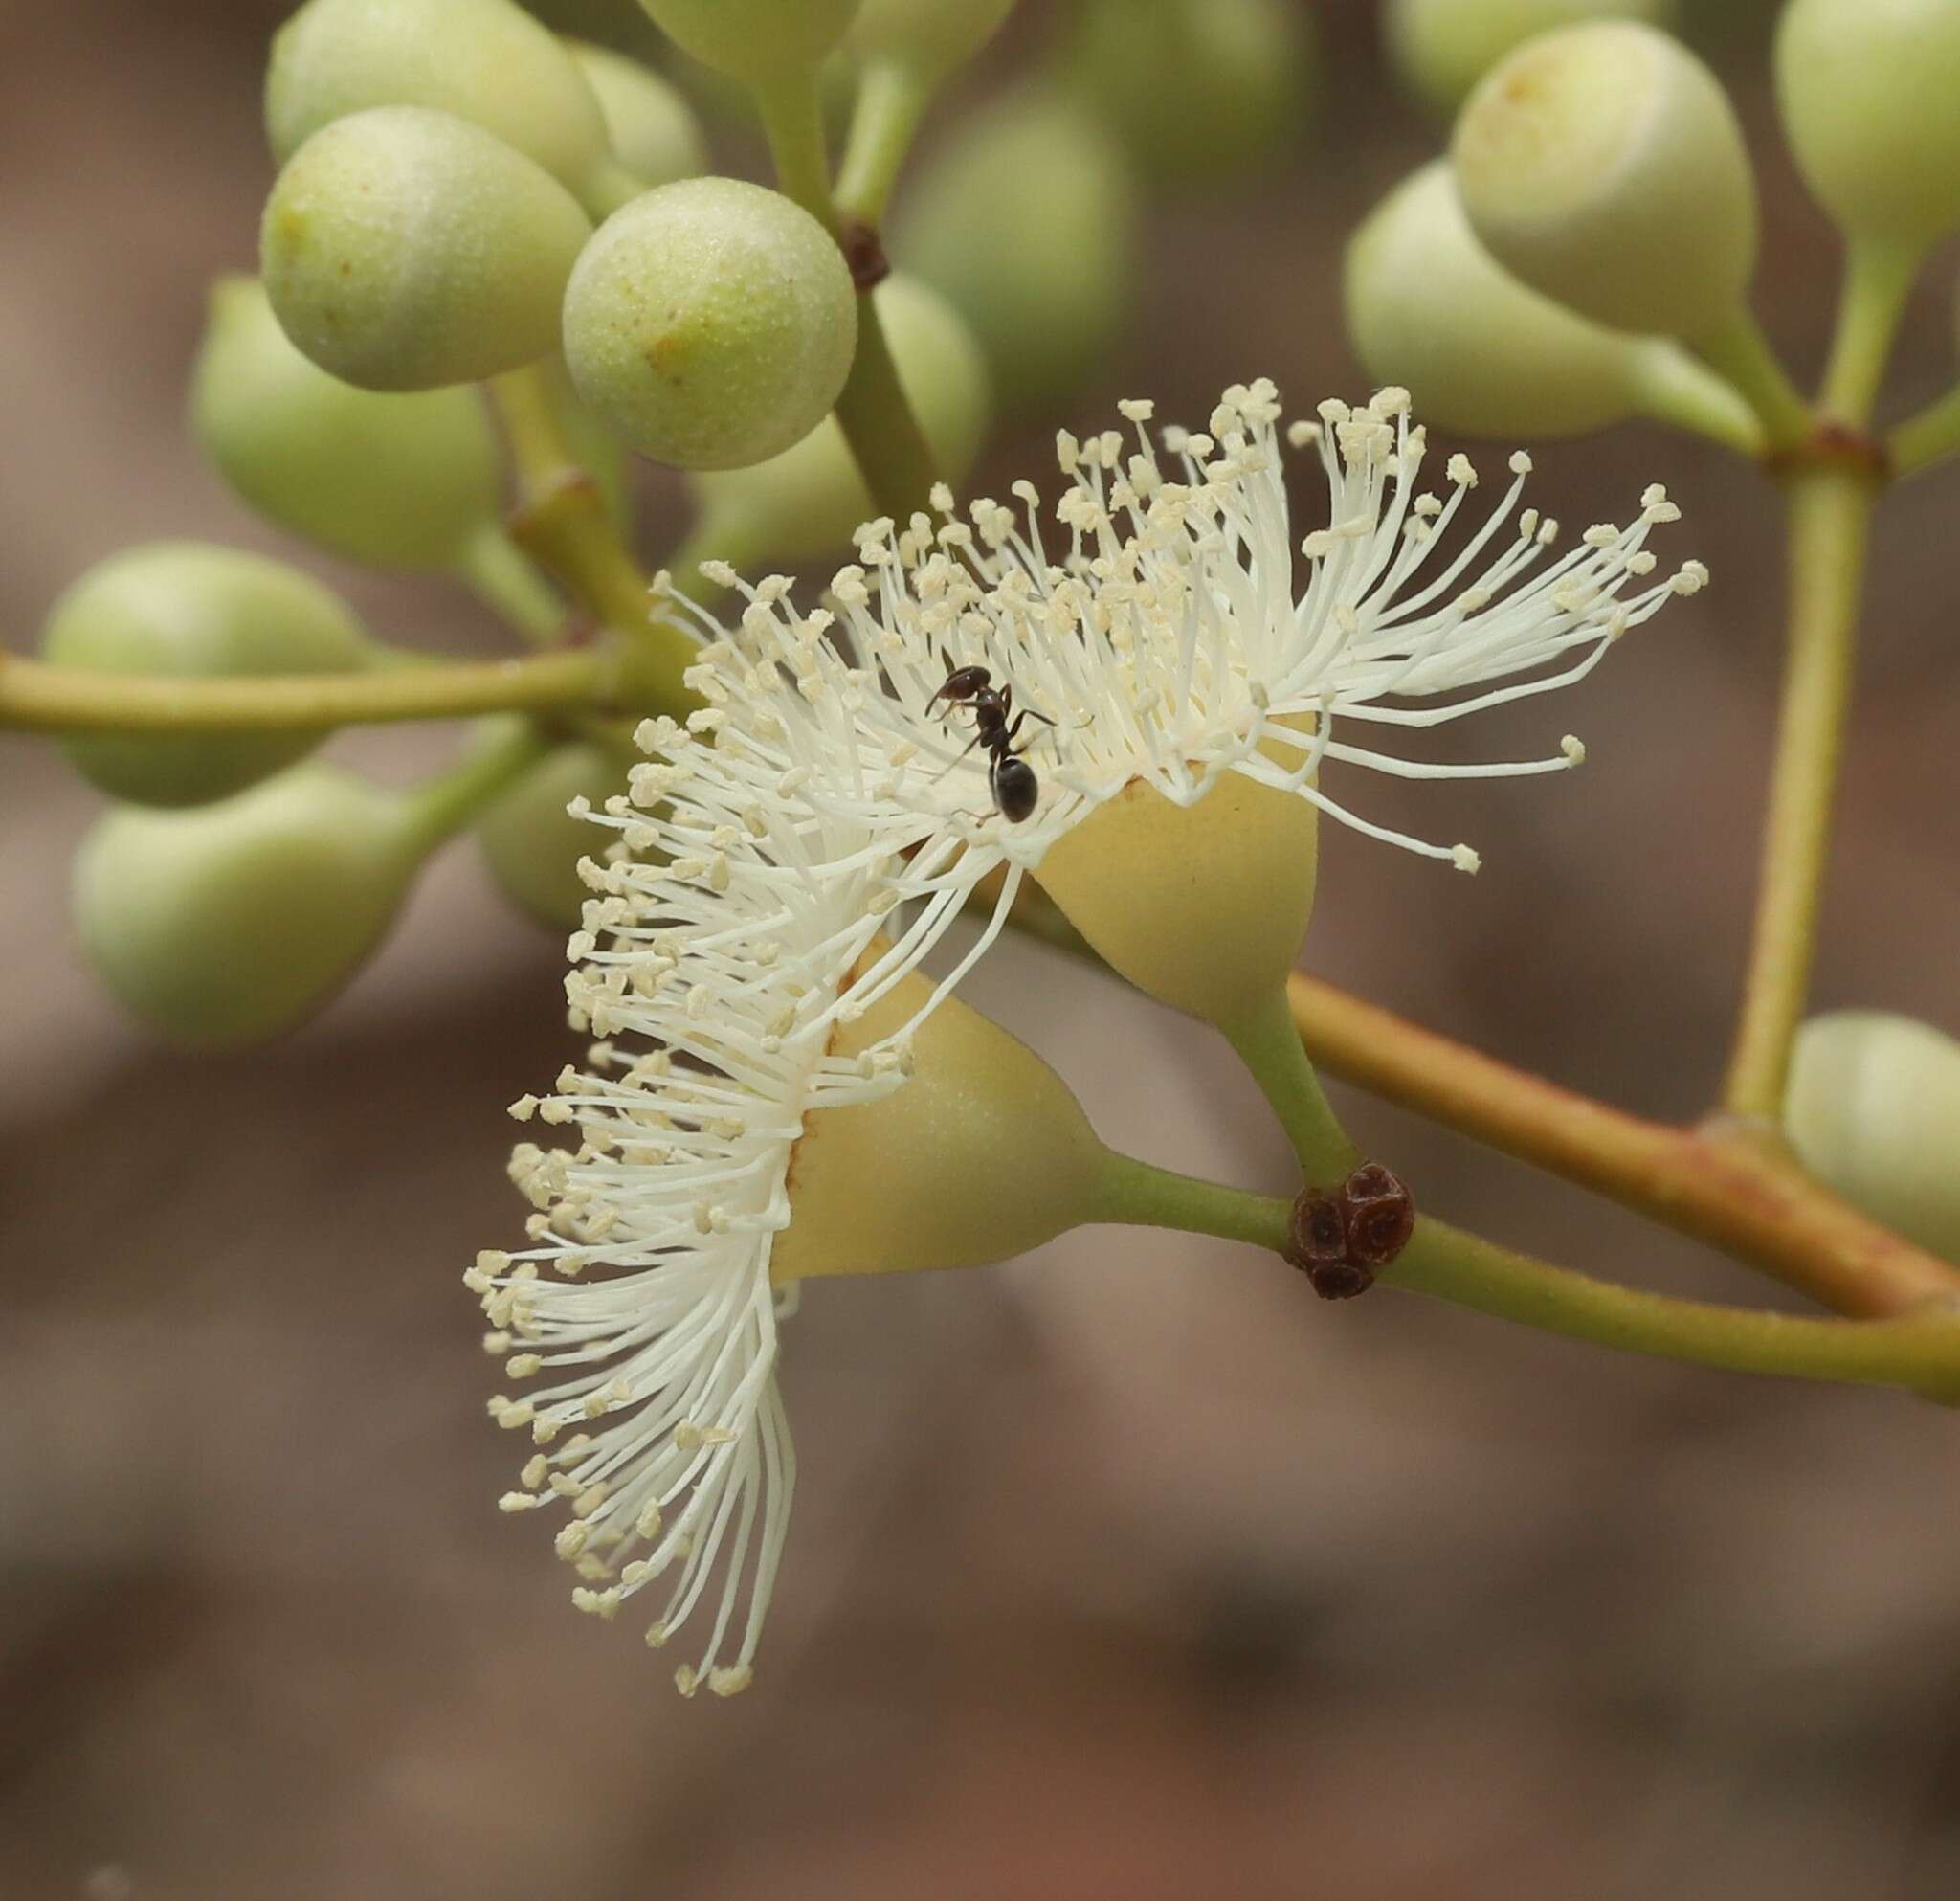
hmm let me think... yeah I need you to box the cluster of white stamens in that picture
[471,719,916,1695]
[477,381,1705,1695]
[671,380,1704,977]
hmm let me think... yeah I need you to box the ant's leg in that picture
[930,726,988,781]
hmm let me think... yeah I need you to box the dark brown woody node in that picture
[1284,1189,1370,1300]
[840,219,891,291]
[1340,1162,1415,1268]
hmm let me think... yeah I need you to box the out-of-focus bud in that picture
[1385,0,1674,120]
[262,106,591,391]
[1345,162,1757,443]
[850,0,1015,91]
[897,87,1139,412]
[73,764,417,1046]
[635,0,860,91]
[1452,22,1755,339]
[1776,0,1960,256]
[770,970,1111,1280]
[41,543,372,809]
[686,274,988,570]
[1070,0,1313,186]
[478,740,628,930]
[1786,1011,1960,1264]
[191,275,506,571]
[562,177,857,469]
[265,0,637,216]
[567,39,707,187]
[1036,762,1319,1034]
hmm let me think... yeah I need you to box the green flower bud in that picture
[562,176,857,469]
[636,0,859,90]
[262,106,592,391]
[1776,0,1960,255]
[74,764,417,1046]
[850,0,1015,89]
[1786,1012,1960,1264]
[686,274,988,569]
[266,0,635,214]
[771,968,1110,1281]
[41,543,371,809]
[897,88,1139,411]
[1036,758,1319,1031]
[1452,22,1755,338]
[190,275,505,570]
[1345,162,1757,442]
[568,40,708,187]
[478,740,627,930]
[1385,0,1674,119]
[1070,0,1314,186]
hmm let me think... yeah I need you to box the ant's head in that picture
[927,663,992,710]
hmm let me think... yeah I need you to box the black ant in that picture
[924,663,1053,823]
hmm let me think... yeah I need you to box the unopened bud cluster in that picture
[1359,5,1960,443]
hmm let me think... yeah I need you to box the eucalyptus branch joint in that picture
[1284,1163,1415,1299]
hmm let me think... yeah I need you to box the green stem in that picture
[0,646,613,734]
[1819,234,1923,424]
[1386,1218,1960,1399]
[1218,984,1360,1186]
[397,719,554,858]
[1689,306,1812,452]
[1627,343,1765,457]
[489,366,584,491]
[455,527,569,645]
[835,61,929,226]
[1085,1152,1960,1398]
[1887,382,1960,479]
[1089,1150,1295,1250]
[1723,465,1876,1121]
[833,294,940,517]
[752,67,940,520]
[753,74,835,226]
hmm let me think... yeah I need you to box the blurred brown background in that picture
[5,3,1960,1897]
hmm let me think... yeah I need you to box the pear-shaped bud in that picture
[1035,762,1319,1032]
[478,740,628,930]
[568,40,707,188]
[1452,21,1755,339]
[262,106,592,391]
[850,0,1015,89]
[1385,0,1675,119]
[897,87,1139,411]
[686,274,988,569]
[1069,0,1313,186]
[770,970,1110,1281]
[1346,162,1756,442]
[562,176,857,470]
[74,764,417,1046]
[41,543,372,809]
[265,0,635,216]
[636,0,860,91]
[191,276,505,571]
[1786,1012,1960,1264]
[1776,0,1960,255]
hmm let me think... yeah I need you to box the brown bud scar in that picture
[1283,1189,1350,1295]
[1340,1162,1415,1268]
[1307,1258,1377,1301]
[840,220,891,291]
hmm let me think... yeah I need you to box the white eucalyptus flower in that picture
[470,715,1118,1694]
[671,380,1705,1027]
[468,729,914,1697]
